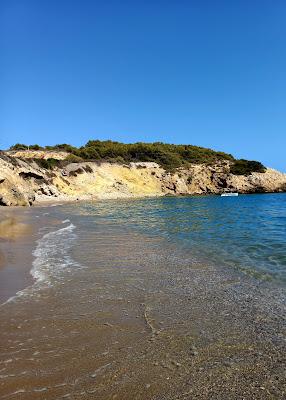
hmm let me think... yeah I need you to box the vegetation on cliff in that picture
[230,159,266,175]
[9,141,266,175]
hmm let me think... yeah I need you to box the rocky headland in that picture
[0,151,286,206]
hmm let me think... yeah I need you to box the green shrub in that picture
[35,158,60,170]
[10,143,44,151]
[230,159,266,175]
[29,144,43,150]
[45,144,77,153]
[9,143,28,150]
[9,140,266,174]
[65,154,83,163]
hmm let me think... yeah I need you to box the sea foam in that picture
[1,221,81,306]
[30,222,78,285]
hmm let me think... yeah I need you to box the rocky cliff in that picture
[0,153,285,206]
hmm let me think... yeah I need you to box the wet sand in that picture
[0,217,32,241]
[0,249,5,269]
[0,208,69,303]
[0,212,35,303]
[0,205,285,399]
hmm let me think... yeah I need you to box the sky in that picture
[1,0,285,171]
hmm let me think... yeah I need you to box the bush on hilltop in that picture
[230,159,266,175]
[9,143,29,150]
[9,140,266,175]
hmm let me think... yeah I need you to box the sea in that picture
[0,193,285,399]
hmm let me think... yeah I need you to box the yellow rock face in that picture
[1,152,286,206]
[52,163,164,199]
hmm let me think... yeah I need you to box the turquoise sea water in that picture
[1,193,286,399]
[77,193,286,284]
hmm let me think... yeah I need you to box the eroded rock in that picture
[0,153,286,206]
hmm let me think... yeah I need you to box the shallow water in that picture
[0,194,286,399]
[75,193,286,284]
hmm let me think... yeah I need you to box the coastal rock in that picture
[6,149,68,160]
[0,152,285,206]
[0,154,58,206]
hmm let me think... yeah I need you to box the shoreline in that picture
[16,190,286,210]
[1,195,285,302]
[0,213,35,303]
[0,205,285,399]
[0,208,66,304]
[1,193,285,305]
[1,153,286,207]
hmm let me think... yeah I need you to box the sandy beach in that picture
[0,211,40,303]
[2,0,286,397]
[0,209,35,303]
[0,199,285,399]
[0,245,5,266]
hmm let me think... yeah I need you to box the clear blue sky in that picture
[1,0,285,171]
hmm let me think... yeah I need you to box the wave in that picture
[31,222,79,285]
[1,221,81,306]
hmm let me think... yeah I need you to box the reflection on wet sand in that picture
[0,249,5,268]
[0,213,35,302]
[0,217,32,241]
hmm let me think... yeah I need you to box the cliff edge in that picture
[0,152,285,206]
